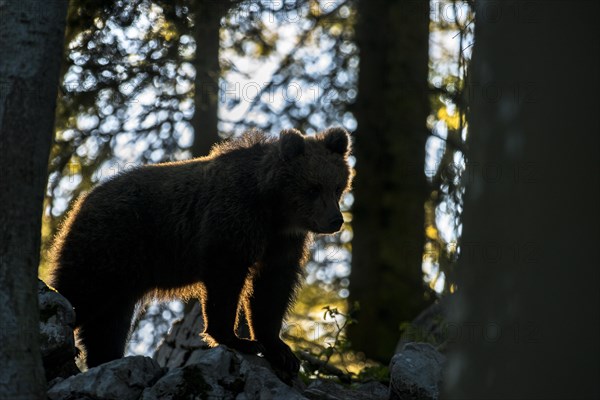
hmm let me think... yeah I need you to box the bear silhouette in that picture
[50,127,352,378]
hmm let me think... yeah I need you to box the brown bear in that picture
[49,127,352,378]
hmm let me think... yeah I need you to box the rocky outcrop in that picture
[38,279,79,382]
[389,342,446,400]
[47,356,164,400]
[39,280,420,399]
[142,346,306,399]
[304,380,389,400]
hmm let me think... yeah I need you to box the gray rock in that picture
[47,356,164,400]
[153,301,208,369]
[139,363,217,400]
[355,381,390,399]
[389,342,446,400]
[304,379,389,400]
[238,351,307,399]
[38,279,79,381]
[142,346,306,400]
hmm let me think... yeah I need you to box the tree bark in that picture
[0,0,68,397]
[348,0,433,362]
[189,0,227,157]
[445,1,599,398]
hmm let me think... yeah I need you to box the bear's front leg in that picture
[243,234,307,378]
[201,259,264,355]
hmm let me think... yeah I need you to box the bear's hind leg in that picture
[77,299,137,368]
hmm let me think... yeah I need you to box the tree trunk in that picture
[0,0,68,397]
[445,1,599,398]
[349,0,433,362]
[189,0,226,157]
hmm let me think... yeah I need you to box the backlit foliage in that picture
[423,0,474,294]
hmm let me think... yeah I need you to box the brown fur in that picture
[49,127,352,376]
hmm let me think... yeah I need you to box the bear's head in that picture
[270,127,353,234]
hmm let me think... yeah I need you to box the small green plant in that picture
[297,305,359,382]
[319,305,355,370]
[294,301,390,385]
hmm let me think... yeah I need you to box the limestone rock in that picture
[389,342,446,400]
[47,356,164,400]
[38,279,79,381]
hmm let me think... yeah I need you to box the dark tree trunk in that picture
[189,0,226,157]
[446,1,599,398]
[349,0,433,362]
[0,0,68,397]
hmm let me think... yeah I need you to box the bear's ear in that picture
[279,128,305,160]
[323,127,350,156]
